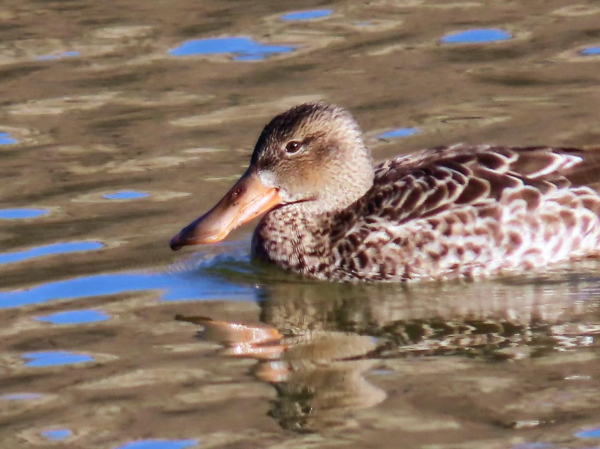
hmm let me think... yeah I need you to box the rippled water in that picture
[2,0,600,447]
[169,37,296,61]
[440,29,513,44]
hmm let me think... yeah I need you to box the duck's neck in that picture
[251,156,374,278]
[251,203,338,278]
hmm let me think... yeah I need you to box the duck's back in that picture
[330,144,600,281]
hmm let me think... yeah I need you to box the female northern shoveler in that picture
[170,102,600,282]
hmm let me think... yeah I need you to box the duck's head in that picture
[170,102,374,250]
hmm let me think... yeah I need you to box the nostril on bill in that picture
[169,235,183,251]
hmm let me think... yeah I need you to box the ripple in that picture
[0,208,48,220]
[8,93,120,115]
[511,444,551,449]
[41,429,72,441]
[552,5,600,17]
[23,351,94,367]
[1,393,45,400]
[581,47,600,56]
[103,190,150,200]
[35,51,80,61]
[74,190,187,203]
[280,9,332,21]
[36,310,109,325]
[377,127,420,139]
[8,92,210,116]
[0,131,18,145]
[0,242,103,266]
[170,94,323,127]
[115,440,198,449]
[0,268,255,308]
[169,37,295,60]
[576,427,600,438]
[441,29,512,44]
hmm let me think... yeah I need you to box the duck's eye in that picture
[285,141,302,154]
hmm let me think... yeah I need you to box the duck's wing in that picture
[366,144,600,224]
[329,144,600,280]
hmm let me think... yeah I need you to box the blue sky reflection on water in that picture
[36,51,80,61]
[169,37,294,60]
[377,127,420,139]
[441,29,512,44]
[0,242,103,266]
[280,9,332,21]
[41,429,73,441]
[0,269,256,309]
[0,208,48,219]
[581,47,600,56]
[23,351,94,367]
[36,309,110,325]
[575,427,600,438]
[103,191,149,200]
[115,440,198,449]
[511,444,551,449]
[0,131,18,145]
[1,393,45,401]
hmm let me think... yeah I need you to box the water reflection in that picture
[280,10,332,21]
[178,316,385,432]
[0,242,103,266]
[35,51,80,61]
[178,268,600,432]
[581,47,600,56]
[377,127,420,139]
[0,131,18,145]
[103,191,149,200]
[0,256,255,308]
[1,393,45,401]
[36,309,109,325]
[0,208,48,219]
[115,440,197,449]
[23,351,94,367]
[169,37,295,60]
[2,0,600,445]
[512,444,551,449]
[575,427,600,438]
[41,429,72,441]
[441,29,512,44]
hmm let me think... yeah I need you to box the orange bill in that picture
[170,171,281,250]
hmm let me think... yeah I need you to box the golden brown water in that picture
[2,0,600,447]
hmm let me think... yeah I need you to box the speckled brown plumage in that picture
[172,102,600,282]
[250,106,600,281]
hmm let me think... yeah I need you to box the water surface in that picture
[441,28,513,44]
[377,127,420,139]
[41,429,73,441]
[0,241,103,266]
[103,191,150,200]
[0,132,18,145]
[581,47,600,56]
[23,351,95,367]
[169,37,295,60]
[0,208,48,219]
[36,309,110,325]
[280,10,332,21]
[1,0,600,448]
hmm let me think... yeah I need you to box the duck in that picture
[170,102,600,282]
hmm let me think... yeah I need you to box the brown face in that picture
[170,103,368,250]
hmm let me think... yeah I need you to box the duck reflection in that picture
[176,314,384,431]
[177,263,600,431]
[256,271,600,357]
